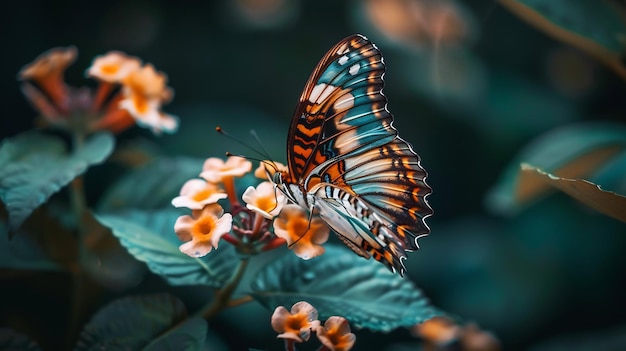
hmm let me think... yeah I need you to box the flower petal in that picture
[270,302,320,343]
[179,239,214,257]
[316,316,356,351]
[242,181,286,219]
[171,179,227,209]
[210,213,233,248]
[86,51,142,83]
[273,205,329,259]
[271,306,291,333]
[174,215,195,242]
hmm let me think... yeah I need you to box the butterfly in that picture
[272,34,433,275]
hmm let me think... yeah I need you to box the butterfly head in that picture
[272,170,283,186]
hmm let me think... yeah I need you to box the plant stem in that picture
[66,131,88,349]
[200,258,249,319]
[226,295,254,308]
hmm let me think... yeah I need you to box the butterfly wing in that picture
[285,34,432,274]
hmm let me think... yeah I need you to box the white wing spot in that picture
[336,44,350,55]
[308,83,337,104]
[338,55,349,65]
[333,92,354,112]
[349,64,360,75]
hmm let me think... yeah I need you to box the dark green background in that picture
[2,1,626,350]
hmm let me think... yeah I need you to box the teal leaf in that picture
[75,293,206,351]
[499,0,626,79]
[97,157,204,212]
[486,122,626,214]
[593,149,626,195]
[251,245,441,332]
[95,209,238,287]
[0,131,115,232]
[519,164,626,223]
[0,328,42,351]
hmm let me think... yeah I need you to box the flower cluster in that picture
[18,47,177,135]
[172,156,330,259]
[271,301,356,351]
[413,316,500,351]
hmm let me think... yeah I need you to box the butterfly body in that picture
[275,34,432,275]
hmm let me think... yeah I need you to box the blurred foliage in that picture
[1,0,626,350]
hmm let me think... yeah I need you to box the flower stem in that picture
[66,131,88,349]
[226,295,254,308]
[222,176,238,209]
[199,258,249,319]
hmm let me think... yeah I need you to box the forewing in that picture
[287,34,390,180]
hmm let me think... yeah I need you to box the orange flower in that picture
[254,160,288,180]
[86,51,142,83]
[200,156,252,204]
[460,323,500,351]
[413,316,460,344]
[271,301,320,343]
[315,316,356,351]
[171,179,228,210]
[200,156,252,183]
[118,63,178,134]
[413,317,500,351]
[174,204,233,257]
[242,181,287,219]
[18,46,77,116]
[122,63,169,99]
[273,204,329,259]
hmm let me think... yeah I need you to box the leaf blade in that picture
[499,0,626,79]
[0,131,114,231]
[487,122,626,214]
[251,245,441,332]
[95,209,238,287]
[520,164,626,223]
[75,293,206,351]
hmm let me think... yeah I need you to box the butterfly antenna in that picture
[216,126,268,160]
[250,130,276,167]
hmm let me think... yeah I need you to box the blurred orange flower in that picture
[18,46,77,118]
[86,51,142,83]
[18,47,178,135]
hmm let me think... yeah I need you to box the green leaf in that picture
[251,245,441,332]
[95,209,238,287]
[593,150,626,195]
[0,131,115,231]
[97,157,205,212]
[144,318,208,351]
[0,328,42,351]
[499,0,626,79]
[519,164,626,223]
[486,122,626,214]
[75,293,206,351]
